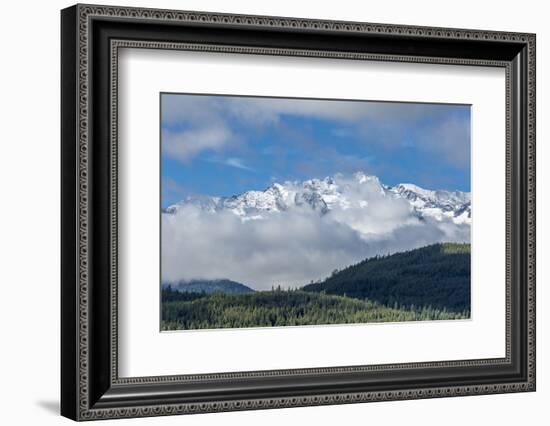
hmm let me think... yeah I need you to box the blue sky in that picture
[161,93,470,208]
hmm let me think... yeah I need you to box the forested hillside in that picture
[161,243,470,330]
[161,288,467,330]
[302,243,470,312]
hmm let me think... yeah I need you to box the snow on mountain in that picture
[162,172,471,288]
[165,172,471,226]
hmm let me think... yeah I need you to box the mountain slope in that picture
[164,279,254,294]
[302,243,470,313]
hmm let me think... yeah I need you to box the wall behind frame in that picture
[0,0,546,425]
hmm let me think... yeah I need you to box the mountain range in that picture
[164,172,471,226]
[163,279,254,294]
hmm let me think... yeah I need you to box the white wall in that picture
[0,0,546,424]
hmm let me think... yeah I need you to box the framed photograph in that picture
[61,4,536,421]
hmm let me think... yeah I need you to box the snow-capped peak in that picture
[165,172,471,225]
[354,171,380,185]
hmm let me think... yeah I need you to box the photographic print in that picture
[160,94,472,331]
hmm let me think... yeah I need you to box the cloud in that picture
[161,95,237,162]
[161,177,190,206]
[162,207,366,289]
[161,93,470,173]
[225,97,466,128]
[162,95,225,124]
[207,156,255,172]
[162,125,233,162]
[424,114,471,169]
[161,179,470,290]
[354,110,470,172]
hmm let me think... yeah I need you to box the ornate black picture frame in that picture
[61,4,536,421]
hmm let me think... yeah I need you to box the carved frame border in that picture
[61,3,535,421]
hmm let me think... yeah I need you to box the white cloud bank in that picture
[162,125,234,162]
[161,178,470,290]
